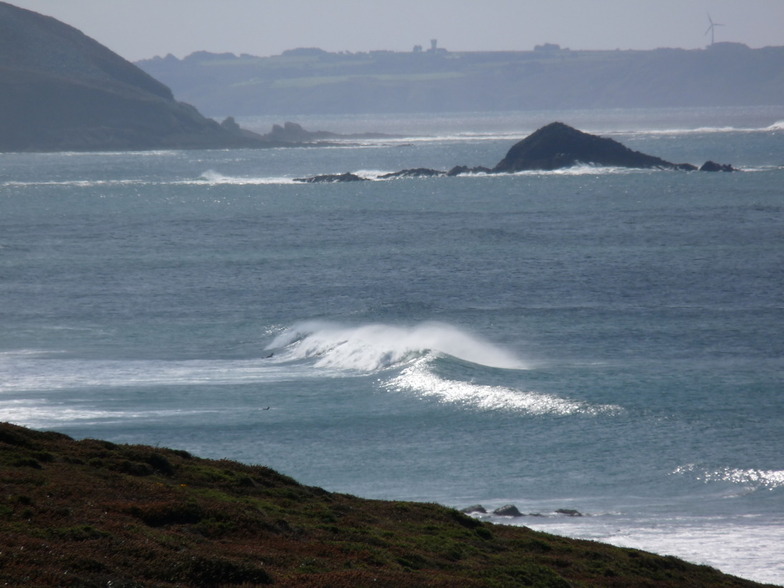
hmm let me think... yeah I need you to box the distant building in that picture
[426,39,447,54]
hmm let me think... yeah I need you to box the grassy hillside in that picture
[0,422,773,587]
[0,2,269,152]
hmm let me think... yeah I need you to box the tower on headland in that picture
[426,39,446,54]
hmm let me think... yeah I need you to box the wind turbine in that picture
[705,13,724,46]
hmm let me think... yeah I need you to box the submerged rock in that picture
[555,508,583,517]
[493,122,698,172]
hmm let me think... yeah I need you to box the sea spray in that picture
[266,321,528,372]
[385,356,621,415]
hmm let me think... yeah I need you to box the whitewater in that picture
[1,106,783,584]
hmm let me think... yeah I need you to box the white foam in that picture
[385,357,621,415]
[0,398,216,428]
[521,515,784,586]
[196,170,296,185]
[673,464,784,491]
[1,179,148,188]
[610,122,784,137]
[0,355,309,393]
[511,164,644,176]
[267,320,527,372]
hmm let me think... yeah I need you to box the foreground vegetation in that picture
[0,422,772,587]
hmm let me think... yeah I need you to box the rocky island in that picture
[0,422,769,587]
[492,122,700,172]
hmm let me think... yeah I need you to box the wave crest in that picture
[266,321,527,372]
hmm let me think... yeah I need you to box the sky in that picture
[8,0,784,62]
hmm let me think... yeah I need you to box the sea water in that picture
[1,107,783,585]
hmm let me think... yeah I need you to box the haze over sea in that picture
[2,106,783,585]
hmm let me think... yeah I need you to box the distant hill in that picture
[136,44,784,116]
[0,2,269,152]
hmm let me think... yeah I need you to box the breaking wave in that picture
[385,357,620,415]
[267,321,621,416]
[610,121,784,137]
[266,321,526,372]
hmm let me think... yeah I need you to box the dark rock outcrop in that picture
[493,122,698,172]
[0,2,271,152]
[493,504,524,517]
[379,167,446,179]
[460,504,488,514]
[447,165,492,176]
[293,172,367,183]
[264,121,337,143]
[260,121,396,144]
[700,160,736,172]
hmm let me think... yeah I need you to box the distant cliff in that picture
[137,43,784,116]
[0,2,270,152]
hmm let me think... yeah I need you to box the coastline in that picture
[0,421,773,587]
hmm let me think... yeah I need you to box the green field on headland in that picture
[137,44,784,116]
[0,422,773,587]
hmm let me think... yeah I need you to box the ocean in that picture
[1,106,783,585]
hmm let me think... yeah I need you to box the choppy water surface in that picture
[2,107,783,584]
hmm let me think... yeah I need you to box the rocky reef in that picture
[292,121,736,183]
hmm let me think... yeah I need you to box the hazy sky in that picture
[9,0,784,61]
